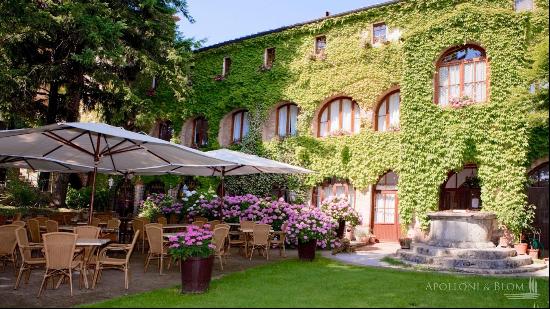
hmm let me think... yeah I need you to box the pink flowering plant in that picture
[138,193,174,221]
[449,95,475,108]
[167,224,216,260]
[243,197,301,231]
[285,206,340,249]
[320,197,361,227]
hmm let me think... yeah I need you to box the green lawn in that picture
[81,257,549,308]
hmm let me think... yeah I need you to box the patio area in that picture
[0,248,297,308]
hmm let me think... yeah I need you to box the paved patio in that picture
[0,248,297,308]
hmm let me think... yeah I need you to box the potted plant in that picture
[508,204,535,256]
[497,225,513,248]
[320,196,361,239]
[285,207,336,261]
[167,225,216,293]
[398,225,413,249]
[528,234,542,260]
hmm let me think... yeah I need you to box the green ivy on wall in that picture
[174,0,548,231]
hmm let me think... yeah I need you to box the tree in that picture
[0,0,195,206]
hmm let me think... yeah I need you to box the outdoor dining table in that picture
[162,224,189,231]
[75,238,111,289]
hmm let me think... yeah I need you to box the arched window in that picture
[276,103,298,137]
[231,110,250,143]
[375,90,400,131]
[318,97,361,137]
[436,45,488,106]
[192,117,208,147]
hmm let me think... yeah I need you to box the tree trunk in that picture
[50,173,69,208]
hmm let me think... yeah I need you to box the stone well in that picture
[426,210,496,249]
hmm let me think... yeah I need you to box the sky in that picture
[177,0,389,48]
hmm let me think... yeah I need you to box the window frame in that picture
[191,116,208,148]
[222,57,232,77]
[264,47,276,69]
[230,110,249,144]
[374,90,400,132]
[275,103,299,138]
[371,22,387,44]
[514,0,535,12]
[434,44,490,106]
[313,180,356,208]
[314,35,327,55]
[317,97,360,137]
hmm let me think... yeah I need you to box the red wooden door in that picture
[373,191,400,242]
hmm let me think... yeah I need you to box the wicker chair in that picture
[38,232,87,297]
[74,226,100,265]
[102,219,121,241]
[213,226,229,270]
[90,217,102,227]
[270,222,288,257]
[0,225,20,274]
[207,220,221,230]
[240,220,255,230]
[74,226,101,239]
[46,220,58,233]
[132,218,149,253]
[249,224,271,260]
[13,213,22,222]
[14,227,45,289]
[27,219,41,243]
[144,224,171,275]
[35,216,48,227]
[192,220,206,228]
[195,216,208,222]
[90,231,139,289]
[157,217,167,226]
[12,221,26,228]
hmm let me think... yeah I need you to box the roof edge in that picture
[195,0,400,53]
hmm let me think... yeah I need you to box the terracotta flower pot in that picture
[528,249,540,260]
[297,240,317,261]
[498,236,511,248]
[179,255,214,293]
[514,243,528,255]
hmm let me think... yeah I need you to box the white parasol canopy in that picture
[0,122,234,222]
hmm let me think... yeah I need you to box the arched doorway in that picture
[372,171,399,242]
[528,161,549,253]
[439,164,481,210]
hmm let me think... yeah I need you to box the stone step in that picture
[398,250,533,269]
[411,244,517,260]
[452,263,547,274]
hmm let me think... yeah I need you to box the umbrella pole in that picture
[219,167,225,221]
[88,165,98,224]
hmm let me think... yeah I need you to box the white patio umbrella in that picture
[0,122,233,223]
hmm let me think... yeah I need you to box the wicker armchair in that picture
[91,231,139,289]
[157,217,167,226]
[213,226,229,270]
[46,220,58,233]
[0,225,20,274]
[132,218,149,253]
[249,224,271,260]
[207,220,221,230]
[27,219,41,244]
[38,232,87,297]
[270,222,288,257]
[12,221,26,228]
[144,224,171,275]
[90,217,102,227]
[14,227,45,289]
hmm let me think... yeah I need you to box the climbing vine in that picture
[176,0,548,230]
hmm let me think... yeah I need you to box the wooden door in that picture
[373,191,400,242]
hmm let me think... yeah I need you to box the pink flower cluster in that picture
[449,96,475,108]
[285,206,339,249]
[167,224,215,260]
[320,196,361,227]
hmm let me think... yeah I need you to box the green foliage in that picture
[3,177,41,207]
[185,0,549,231]
[65,185,109,210]
[0,205,79,218]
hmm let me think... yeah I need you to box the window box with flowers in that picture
[447,96,476,108]
[167,225,216,293]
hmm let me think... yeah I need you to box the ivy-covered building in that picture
[168,0,548,244]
